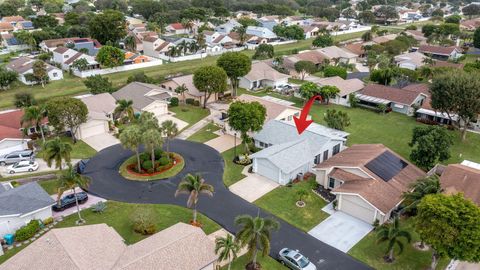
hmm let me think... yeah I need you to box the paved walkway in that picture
[82,133,119,152]
[229,166,279,202]
[204,134,236,153]
[176,116,210,140]
[82,140,371,270]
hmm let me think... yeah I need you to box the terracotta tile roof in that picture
[316,144,426,213]
[143,36,158,43]
[344,43,365,56]
[0,22,14,31]
[358,84,424,105]
[402,83,432,110]
[372,34,397,44]
[0,110,47,140]
[419,45,459,56]
[330,168,368,181]
[169,22,184,30]
[1,16,25,22]
[440,164,480,206]
[155,41,170,52]
[244,61,290,82]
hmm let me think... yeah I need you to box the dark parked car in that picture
[52,192,88,212]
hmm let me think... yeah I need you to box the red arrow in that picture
[293,95,323,134]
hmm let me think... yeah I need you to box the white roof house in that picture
[6,57,63,85]
[52,47,98,70]
[214,19,242,34]
[394,51,427,70]
[251,120,349,185]
[246,26,277,39]
[316,46,358,63]
[239,61,290,90]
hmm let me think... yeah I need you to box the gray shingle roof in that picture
[0,182,55,216]
[251,139,313,173]
[112,82,172,112]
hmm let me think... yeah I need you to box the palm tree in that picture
[142,128,163,167]
[174,84,188,103]
[167,46,177,60]
[43,137,72,170]
[402,175,441,214]
[124,35,137,52]
[114,99,134,123]
[376,217,412,262]
[179,40,189,55]
[175,174,214,224]
[233,26,247,45]
[188,41,200,54]
[57,164,89,224]
[21,105,47,143]
[181,18,194,35]
[215,234,240,270]
[196,33,206,50]
[235,214,280,269]
[161,120,178,159]
[119,125,142,172]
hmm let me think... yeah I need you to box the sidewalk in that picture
[176,115,211,140]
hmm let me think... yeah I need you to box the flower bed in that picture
[119,152,185,181]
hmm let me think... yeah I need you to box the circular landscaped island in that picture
[119,149,185,181]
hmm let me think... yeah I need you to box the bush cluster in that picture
[43,217,54,225]
[15,220,40,241]
[132,210,157,235]
[169,97,179,107]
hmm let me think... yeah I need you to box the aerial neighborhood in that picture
[1,0,480,269]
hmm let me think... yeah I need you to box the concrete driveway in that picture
[0,159,80,177]
[156,114,188,131]
[51,187,107,219]
[308,211,373,253]
[229,166,279,202]
[204,134,236,153]
[82,133,119,152]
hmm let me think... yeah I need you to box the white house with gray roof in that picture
[6,57,63,85]
[0,182,55,237]
[77,93,117,140]
[251,120,349,185]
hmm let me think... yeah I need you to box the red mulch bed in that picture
[126,155,182,176]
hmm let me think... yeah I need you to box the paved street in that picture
[83,140,371,270]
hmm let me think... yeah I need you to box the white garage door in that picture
[340,195,375,224]
[256,159,280,183]
[79,121,107,139]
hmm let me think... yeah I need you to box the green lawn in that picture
[221,147,246,187]
[55,201,221,244]
[169,104,210,129]
[187,122,220,143]
[223,254,287,270]
[37,136,97,160]
[38,178,59,195]
[255,181,329,232]
[349,217,450,270]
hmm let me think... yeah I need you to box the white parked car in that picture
[6,161,39,174]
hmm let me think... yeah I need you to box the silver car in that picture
[0,150,35,166]
[278,248,317,270]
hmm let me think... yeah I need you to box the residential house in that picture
[302,25,320,39]
[77,93,116,139]
[142,36,172,59]
[460,18,480,31]
[283,50,327,77]
[355,84,427,116]
[306,76,365,106]
[394,51,428,70]
[370,34,398,45]
[0,110,47,156]
[398,9,422,21]
[343,42,366,58]
[315,46,358,64]
[39,37,101,55]
[52,47,99,70]
[0,222,217,270]
[0,33,29,52]
[203,31,233,45]
[312,20,358,32]
[214,94,303,137]
[6,57,63,85]
[246,26,277,40]
[437,161,480,206]
[215,19,242,34]
[251,120,349,185]
[14,21,34,31]
[0,22,14,32]
[166,22,191,35]
[160,74,218,105]
[418,45,462,61]
[112,82,175,118]
[405,30,428,45]
[0,16,25,31]
[0,182,55,237]
[314,144,426,224]
[123,52,151,64]
[239,61,290,90]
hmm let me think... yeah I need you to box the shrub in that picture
[131,209,157,235]
[43,217,54,225]
[91,201,107,213]
[158,156,169,166]
[154,148,164,159]
[193,100,200,106]
[15,220,40,241]
[185,98,195,105]
[139,152,149,162]
[170,97,179,107]
[323,66,347,79]
[142,160,153,171]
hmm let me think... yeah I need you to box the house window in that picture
[287,115,292,121]
[29,127,36,133]
[259,141,265,147]
[53,72,57,77]
[64,55,68,58]
[328,177,336,189]
[333,144,340,155]
[323,150,329,161]
[161,85,165,89]
[314,154,321,164]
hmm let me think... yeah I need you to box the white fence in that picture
[246,40,297,50]
[329,25,371,36]
[157,47,246,62]
[72,60,163,78]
